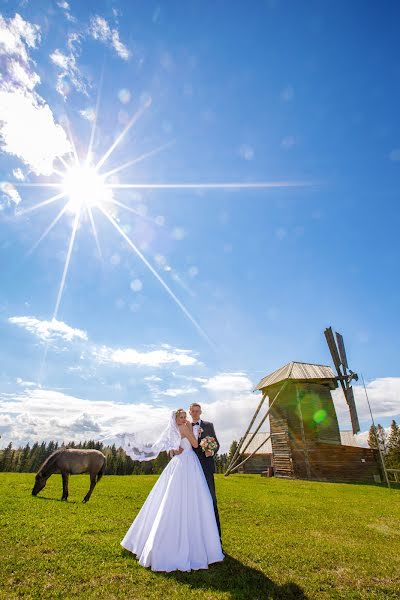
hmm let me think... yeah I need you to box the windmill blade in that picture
[345,386,360,434]
[335,332,349,372]
[324,327,341,372]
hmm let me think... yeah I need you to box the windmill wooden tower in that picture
[225,328,381,483]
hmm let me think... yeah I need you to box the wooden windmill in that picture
[225,328,381,483]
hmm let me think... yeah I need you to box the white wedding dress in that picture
[121,437,224,572]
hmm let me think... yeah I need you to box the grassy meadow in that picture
[0,472,399,599]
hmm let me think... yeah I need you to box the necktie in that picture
[192,422,199,426]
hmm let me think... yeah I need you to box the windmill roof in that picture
[254,361,337,391]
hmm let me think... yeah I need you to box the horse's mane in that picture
[38,448,64,474]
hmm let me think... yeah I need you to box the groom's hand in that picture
[205,450,214,457]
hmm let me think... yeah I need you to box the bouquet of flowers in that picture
[199,436,218,456]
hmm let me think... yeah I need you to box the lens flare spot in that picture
[313,409,327,424]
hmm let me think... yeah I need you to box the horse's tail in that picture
[97,459,106,483]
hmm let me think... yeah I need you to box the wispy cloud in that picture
[1,182,21,208]
[12,168,25,181]
[50,45,89,98]
[56,1,77,23]
[202,372,253,393]
[0,13,71,175]
[158,387,198,397]
[89,15,130,60]
[93,344,198,368]
[8,316,88,342]
[79,107,96,122]
[7,314,199,368]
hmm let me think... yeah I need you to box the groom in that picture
[189,402,221,538]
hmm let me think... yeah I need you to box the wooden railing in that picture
[386,469,400,483]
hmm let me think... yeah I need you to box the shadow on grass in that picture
[122,550,308,599]
[34,495,79,504]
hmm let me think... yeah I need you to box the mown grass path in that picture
[0,473,399,599]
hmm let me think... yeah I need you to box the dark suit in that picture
[192,419,221,537]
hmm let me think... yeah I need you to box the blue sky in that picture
[0,1,399,451]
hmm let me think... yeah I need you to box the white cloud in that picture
[0,14,71,175]
[69,412,102,433]
[16,378,36,387]
[79,107,96,122]
[93,345,198,367]
[159,387,198,397]
[0,13,40,63]
[355,426,391,448]
[333,377,400,429]
[0,414,13,429]
[1,375,398,454]
[56,0,76,22]
[202,372,253,393]
[7,314,199,370]
[12,167,25,181]
[89,15,130,60]
[0,385,257,452]
[1,182,21,206]
[238,144,254,161]
[8,316,88,342]
[50,40,89,98]
[0,90,71,174]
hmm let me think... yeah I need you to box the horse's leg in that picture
[61,472,69,501]
[82,472,97,503]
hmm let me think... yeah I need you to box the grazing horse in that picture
[32,448,106,503]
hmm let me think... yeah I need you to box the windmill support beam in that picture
[224,391,267,476]
[227,434,271,474]
[225,380,287,476]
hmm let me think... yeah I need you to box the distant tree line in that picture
[0,438,238,475]
[368,419,400,470]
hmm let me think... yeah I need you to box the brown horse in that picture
[32,448,106,503]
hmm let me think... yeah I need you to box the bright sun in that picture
[62,165,111,214]
[12,96,304,346]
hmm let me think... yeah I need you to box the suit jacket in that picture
[192,419,220,475]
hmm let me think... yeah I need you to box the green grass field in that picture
[0,473,399,600]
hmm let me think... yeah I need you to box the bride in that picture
[119,408,224,572]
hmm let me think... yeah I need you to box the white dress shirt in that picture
[192,419,201,439]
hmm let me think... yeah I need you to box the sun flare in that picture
[62,165,111,214]
[11,95,309,346]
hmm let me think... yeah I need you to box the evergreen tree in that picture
[153,451,169,474]
[0,442,13,472]
[19,443,31,472]
[227,440,239,464]
[387,420,400,450]
[368,425,379,449]
[386,420,400,470]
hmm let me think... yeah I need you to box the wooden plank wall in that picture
[291,443,381,483]
[240,454,273,474]
[269,412,294,478]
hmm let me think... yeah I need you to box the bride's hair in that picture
[175,408,186,420]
